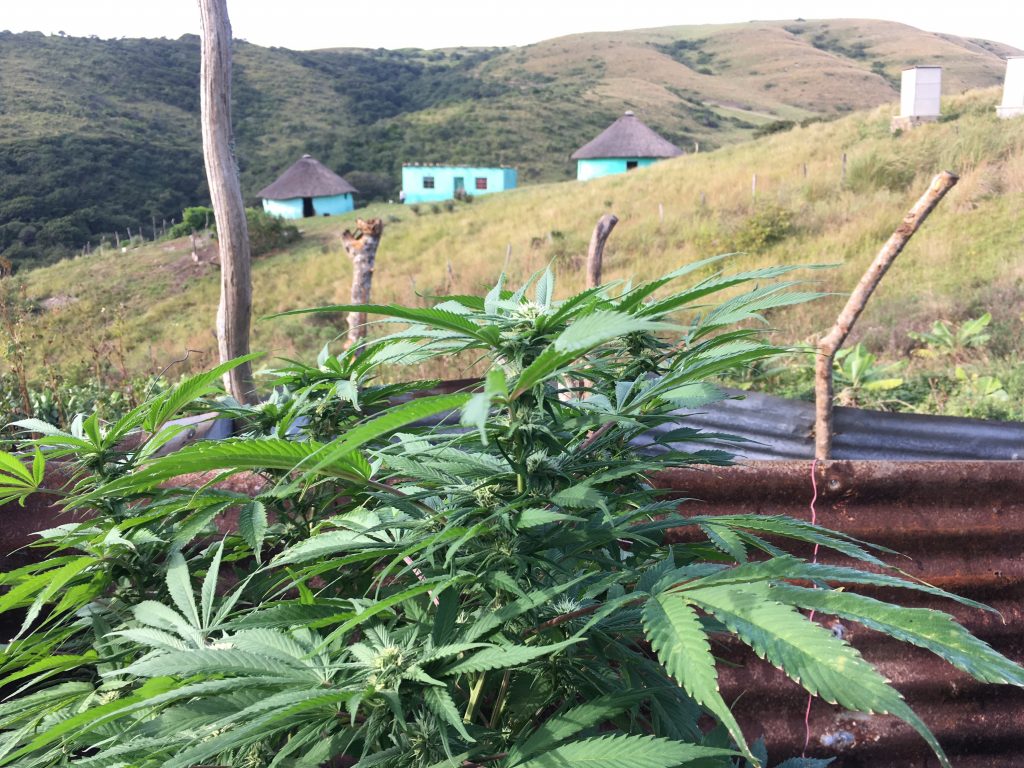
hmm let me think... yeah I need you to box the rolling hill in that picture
[5,86,1023,400]
[0,19,1019,271]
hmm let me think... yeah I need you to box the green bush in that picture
[245,207,301,256]
[0,261,1021,767]
[732,203,794,252]
[167,205,214,238]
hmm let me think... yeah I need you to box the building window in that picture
[423,176,435,189]
[626,161,639,171]
[475,177,488,190]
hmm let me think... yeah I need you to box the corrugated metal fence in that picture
[655,461,1024,768]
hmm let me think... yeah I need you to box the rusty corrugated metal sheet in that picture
[653,461,1024,768]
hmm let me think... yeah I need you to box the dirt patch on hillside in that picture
[39,294,79,312]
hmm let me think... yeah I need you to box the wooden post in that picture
[841,152,847,184]
[814,171,958,460]
[586,214,618,289]
[803,162,808,178]
[751,173,758,199]
[199,0,257,404]
[503,243,512,273]
[658,203,664,223]
[341,218,384,349]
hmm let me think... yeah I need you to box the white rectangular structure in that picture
[900,66,942,118]
[998,57,1024,119]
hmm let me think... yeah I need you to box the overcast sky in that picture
[4,0,1023,51]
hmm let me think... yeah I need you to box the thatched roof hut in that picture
[571,111,682,161]
[257,155,358,219]
[258,155,357,199]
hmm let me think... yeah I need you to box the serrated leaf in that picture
[768,585,1024,686]
[200,540,225,628]
[445,640,580,675]
[516,508,586,528]
[643,594,752,762]
[510,693,648,763]
[424,686,474,742]
[111,648,319,681]
[513,312,680,397]
[685,583,950,767]
[308,392,471,475]
[239,501,268,562]
[513,734,735,768]
[165,552,199,628]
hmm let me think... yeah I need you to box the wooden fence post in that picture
[198,0,257,404]
[341,218,384,349]
[586,214,618,289]
[814,171,958,459]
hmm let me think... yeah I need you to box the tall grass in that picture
[6,89,1024,386]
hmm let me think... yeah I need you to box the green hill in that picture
[0,19,1018,271]
[5,87,1023,404]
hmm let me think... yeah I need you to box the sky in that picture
[4,0,1023,51]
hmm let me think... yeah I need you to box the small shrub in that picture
[167,205,214,238]
[732,203,795,252]
[244,207,300,256]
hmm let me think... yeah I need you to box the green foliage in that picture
[732,204,795,252]
[166,206,214,238]
[909,313,992,359]
[0,261,1021,767]
[844,151,917,193]
[245,207,301,256]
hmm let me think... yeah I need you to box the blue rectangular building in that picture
[401,165,517,204]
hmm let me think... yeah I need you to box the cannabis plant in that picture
[0,258,1021,768]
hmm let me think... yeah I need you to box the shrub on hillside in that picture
[732,203,795,252]
[245,207,300,256]
[167,205,214,238]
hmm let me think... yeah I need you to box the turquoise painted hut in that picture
[258,155,358,219]
[401,165,517,204]
[571,111,682,181]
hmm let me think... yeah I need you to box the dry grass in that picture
[7,89,1024,386]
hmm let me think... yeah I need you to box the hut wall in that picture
[312,193,355,216]
[576,157,658,181]
[402,166,516,204]
[262,198,305,219]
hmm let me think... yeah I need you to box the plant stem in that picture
[464,672,487,724]
[487,669,511,729]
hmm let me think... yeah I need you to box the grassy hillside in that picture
[5,87,1023,403]
[0,19,1018,271]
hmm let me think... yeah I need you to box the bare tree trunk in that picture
[814,171,958,460]
[586,214,618,289]
[341,218,384,349]
[198,0,257,404]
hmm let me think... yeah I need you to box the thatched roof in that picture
[257,155,358,199]
[571,111,683,160]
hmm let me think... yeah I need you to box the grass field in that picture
[4,87,1023,393]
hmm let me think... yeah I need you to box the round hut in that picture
[257,155,358,219]
[571,111,683,181]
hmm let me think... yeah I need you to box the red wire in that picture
[802,458,820,757]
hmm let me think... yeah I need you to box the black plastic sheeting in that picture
[636,389,1024,461]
